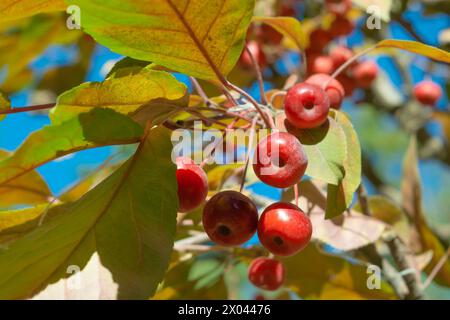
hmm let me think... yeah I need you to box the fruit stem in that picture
[244,44,268,105]
[190,76,218,108]
[325,45,376,89]
[294,183,299,207]
[225,81,274,129]
[239,115,260,192]
[0,103,55,115]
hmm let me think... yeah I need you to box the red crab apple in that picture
[353,60,378,88]
[337,73,356,97]
[414,80,442,106]
[325,0,352,16]
[329,16,354,37]
[308,28,331,52]
[258,202,312,256]
[284,82,330,128]
[330,46,354,69]
[248,257,285,291]
[176,157,208,213]
[202,191,258,246]
[253,132,308,188]
[239,40,267,69]
[306,73,345,109]
[309,55,335,75]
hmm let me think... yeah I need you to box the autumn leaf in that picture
[0,109,143,197]
[50,68,188,124]
[67,0,255,83]
[0,126,178,299]
[376,39,450,63]
[0,150,51,208]
[0,92,10,121]
[402,136,450,287]
[252,16,306,50]
[0,0,66,23]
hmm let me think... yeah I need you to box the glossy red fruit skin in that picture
[414,80,442,106]
[325,0,352,16]
[253,132,308,189]
[330,46,354,69]
[284,83,330,129]
[248,257,285,291]
[239,40,267,69]
[353,60,378,88]
[202,191,258,246]
[258,202,312,256]
[306,73,345,109]
[176,157,208,213]
[309,55,335,75]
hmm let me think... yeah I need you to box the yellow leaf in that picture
[252,16,306,50]
[67,0,255,83]
[377,39,450,64]
[0,92,10,121]
[0,0,66,23]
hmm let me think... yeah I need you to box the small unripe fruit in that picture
[202,191,258,246]
[239,40,267,69]
[248,257,285,291]
[253,132,308,189]
[330,46,354,69]
[176,157,208,213]
[353,60,378,88]
[284,82,330,129]
[414,80,442,106]
[306,73,345,109]
[258,202,312,256]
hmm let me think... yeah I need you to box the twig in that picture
[244,44,268,105]
[190,76,217,107]
[239,115,259,192]
[422,247,450,289]
[0,103,55,115]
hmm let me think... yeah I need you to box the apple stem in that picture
[226,81,274,129]
[325,45,376,89]
[244,44,268,105]
[0,103,55,115]
[190,76,218,108]
[239,115,260,192]
[294,183,299,207]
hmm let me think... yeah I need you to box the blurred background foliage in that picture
[0,0,449,299]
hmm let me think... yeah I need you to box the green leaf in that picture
[283,245,396,299]
[0,126,178,299]
[50,69,188,124]
[0,0,66,23]
[0,109,143,194]
[66,0,255,82]
[0,92,10,121]
[376,39,450,63]
[0,150,51,208]
[326,111,361,219]
[106,57,152,78]
[289,117,346,185]
[402,136,450,287]
[252,16,306,50]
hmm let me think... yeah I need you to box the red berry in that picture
[258,202,312,256]
[306,73,345,109]
[325,0,352,16]
[414,80,442,106]
[248,257,285,291]
[202,191,258,246]
[329,16,354,37]
[176,157,208,213]
[284,82,330,129]
[261,24,283,45]
[336,73,356,97]
[253,132,308,188]
[308,29,331,52]
[353,61,378,88]
[330,46,354,69]
[309,55,335,75]
[239,40,267,69]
